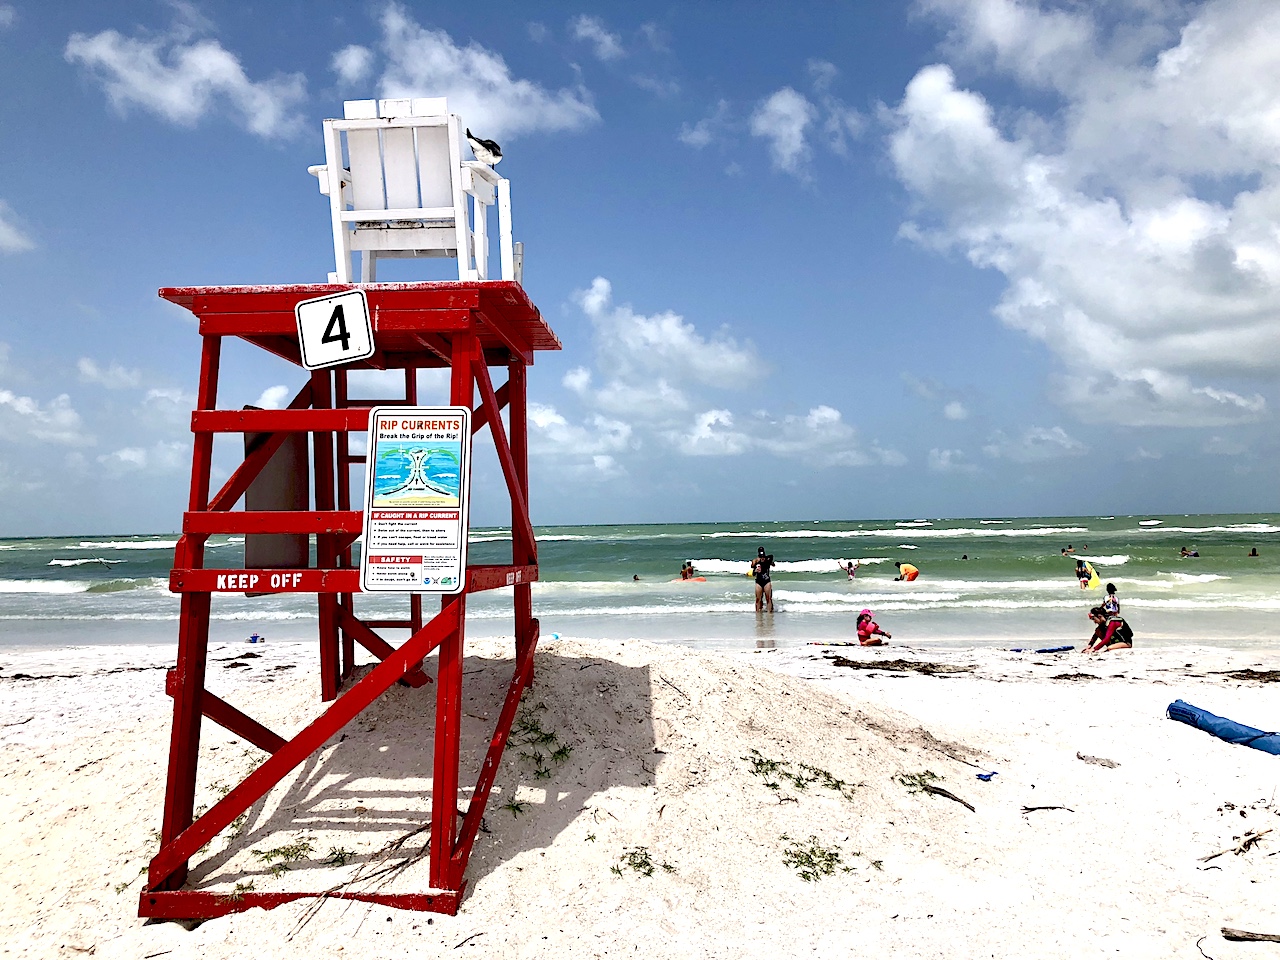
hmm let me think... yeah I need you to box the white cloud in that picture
[527,22,549,43]
[928,447,977,472]
[0,5,15,29]
[97,440,188,477]
[77,357,141,389]
[570,14,624,61]
[890,0,1280,427]
[527,401,632,476]
[943,400,969,420]
[632,75,680,98]
[678,100,730,149]
[0,390,91,445]
[750,87,817,176]
[252,385,291,409]
[0,200,34,253]
[574,277,763,391]
[371,4,599,140]
[982,425,1085,462]
[332,44,373,85]
[548,277,901,473]
[65,13,306,138]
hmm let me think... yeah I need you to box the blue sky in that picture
[1,0,1278,535]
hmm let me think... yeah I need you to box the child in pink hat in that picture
[856,609,891,646]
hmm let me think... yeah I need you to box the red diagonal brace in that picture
[148,602,459,889]
[452,618,540,873]
[471,358,536,560]
[336,606,432,687]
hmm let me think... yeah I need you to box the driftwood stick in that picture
[1198,828,1271,862]
[1221,927,1280,943]
[1022,805,1075,813]
[923,783,975,812]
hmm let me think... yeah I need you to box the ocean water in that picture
[1,515,1277,652]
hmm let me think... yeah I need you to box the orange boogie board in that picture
[671,576,707,582]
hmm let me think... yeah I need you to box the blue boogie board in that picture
[1166,699,1280,755]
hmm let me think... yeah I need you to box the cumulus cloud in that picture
[77,358,141,389]
[678,100,730,149]
[943,400,969,420]
[0,390,91,445]
[928,447,978,472]
[750,87,817,176]
[369,4,599,140]
[570,14,624,61]
[332,44,373,85]
[252,385,291,409]
[982,425,1086,462]
[542,278,901,473]
[97,440,188,477]
[0,5,15,29]
[890,0,1280,427]
[65,11,306,138]
[574,277,763,393]
[0,200,34,253]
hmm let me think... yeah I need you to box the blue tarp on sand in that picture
[1166,699,1280,755]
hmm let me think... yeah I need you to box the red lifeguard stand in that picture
[139,98,560,919]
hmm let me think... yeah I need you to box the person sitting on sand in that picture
[894,561,919,582]
[1084,606,1132,653]
[750,547,776,612]
[856,608,891,646]
[840,560,859,580]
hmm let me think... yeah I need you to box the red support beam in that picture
[148,282,556,918]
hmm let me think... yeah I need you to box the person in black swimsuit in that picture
[750,546,775,612]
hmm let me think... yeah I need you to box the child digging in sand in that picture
[856,608,891,646]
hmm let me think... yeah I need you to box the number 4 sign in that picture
[295,290,375,370]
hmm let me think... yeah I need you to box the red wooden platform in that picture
[139,281,559,920]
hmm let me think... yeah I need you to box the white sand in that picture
[1,636,1278,959]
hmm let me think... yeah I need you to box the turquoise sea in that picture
[0,514,1277,652]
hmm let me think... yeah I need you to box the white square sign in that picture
[295,290,375,370]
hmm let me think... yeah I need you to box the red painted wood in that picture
[183,510,362,534]
[138,886,464,919]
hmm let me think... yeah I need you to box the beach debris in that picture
[1222,928,1280,943]
[1211,668,1280,683]
[1021,805,1074,813]
[1076,752,1120,768]
[454,931,486,949]
[658,673,691,702]
[976,771,997,781]
[826,656,974,676]
[896,770,975,812]
[1010,645,1074,654]
[1199,828,1272,862]
[1051,673,1097,681]
[612,846,675,878]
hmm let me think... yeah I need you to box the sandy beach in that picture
[1,635,1278,959]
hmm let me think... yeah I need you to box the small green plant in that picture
[226,880,256,902]
[616,846,675,878]
[780,834,852,882]
[323,847,356,867]
[585,833,596,843]
[550,744,573,763]
[114,865,147,894]
[896,770,942,794]
[744,749,859,800]
[251,839,315,875]
[501,800,529,817]
[229,813,248,837]
[610,864,623,876]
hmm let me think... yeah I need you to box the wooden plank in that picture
[183,511,362,535]
[192,409,369,433]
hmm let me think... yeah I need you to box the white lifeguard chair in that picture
[308,98,516,283]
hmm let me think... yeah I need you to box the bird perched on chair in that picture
[466,129,502,165]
